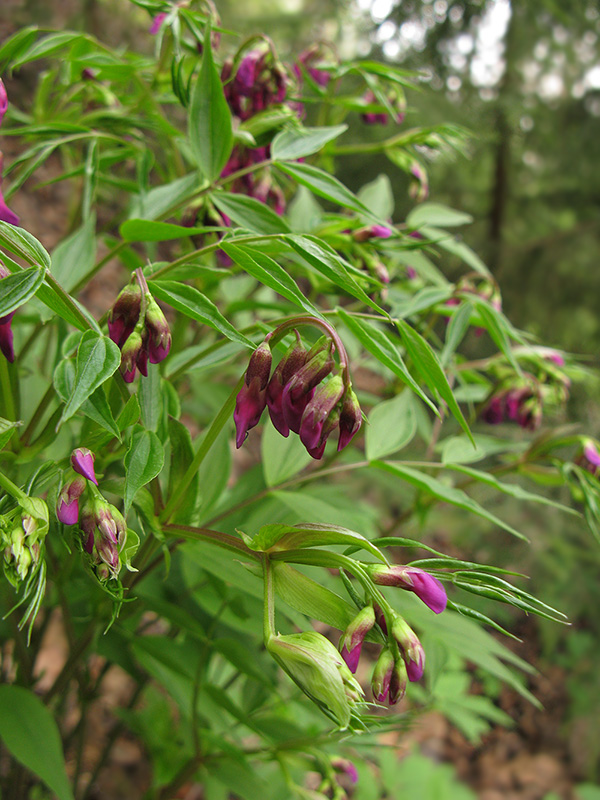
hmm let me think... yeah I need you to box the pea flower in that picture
[391,617,426,682]
[371,647,395,702]
[71,447,98,486]
[0,261,16,362]
[339,605,376,673]
[0,79,7,126]
[369,564,448,614]
[234,341,272,448]
[80,498,126,580]
[0,152,19,226]
[56,472,86,525]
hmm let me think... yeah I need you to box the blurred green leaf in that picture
[366,390,417,461]
[124,428,164,512]
[213,192,290,235]
[0,266,45,317]
[271,125,348,161]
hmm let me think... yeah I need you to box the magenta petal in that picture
[57,497,79,525]
[406,659,424,682]
[341,643,362,674]
[71,448,98,485]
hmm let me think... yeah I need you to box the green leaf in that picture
[188,24,233,181]
[0,221,51,267]
[336,309,438,415]
[366,391,417,461]
[471,298,523,374]
[261,418,313,487]
[213,192,290,235]
[373,462,528,540]
[168,417,200,524]
[0,266,45,317]
[396,318,473,443]
[244,522,387,562]
[285,234,384,313]
[273,561,357,631]
[221,243,321,317]
[275,161,375,219]
[271,124,348,160]
[0,417,20,451]
[439,433,526,465]
[51,214,97,292]
[419,225,490,277]
[197,426,232,519]
[0,685,74,800]
[54,358,120,438]
[120,219,216,242]
[124,428,164,512]
[357,174,394,220]
[147,280,253,348]
[440,301,474,367]
[12,31,83,68]
[58,331,121,425]
[0,26,38,73]
[407,202,473,228]
[129,173,199,221]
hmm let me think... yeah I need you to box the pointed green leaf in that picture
[396,318,473,443]
[0,686,74,800]
[147,280,253,348]
[273,562,357,630]
[124,428,164,512]
[0,266,45,317]
[0,221,50,267]
[276,161,376,219]
[54,358,120,438]
[120,219,216,242]
[188,24,233,181]
[246,522,387,562]
[366,391,417,461]
[271,124,348,161]
[406,202,473,228]
[213,192,290,235]
[51,215,97,292]
[58,331,121,425]
[0,417,21,451]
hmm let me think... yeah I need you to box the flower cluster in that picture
[108,271,171,382]
[1,497,48,588]
[294,44,333,90]
[482,381,543,431]
[234,324,362,459]
[222,45,288,121]
[360,88,406,125]
[337,565,447,705]
[57,447,131,581]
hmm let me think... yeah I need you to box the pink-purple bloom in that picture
[371,647,394,702]
[370,565,447,614]
[234,342,272,448]
[331,758,359,785]
[391,617,426,682]
[0,262,16,362]
[337,387,362,451]
[339,605,375,673]
[149,12,168,35]
[0,153,19,226]
[71,447,98,486]
[56,472,86,525]
[0,79,7,127]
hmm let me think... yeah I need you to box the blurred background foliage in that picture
[2,0,600,791]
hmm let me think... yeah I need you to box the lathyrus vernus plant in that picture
[0,2,595,799]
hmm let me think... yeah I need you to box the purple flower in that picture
[581,440,600,475]
[360,90,389,124]
[108,283,141,348]
[80,499,126,579]
[0,185,18,226]
[391,617,426,682]
[71,447,98,486]
[0,315,15,362]
[149,12,168,35]
[144,295,171,364]
[299,375,344,454]
[337,387,362,451]
[0,79,7,127]
[370,565,447,614]
[266,334,309,436]
[331,758,359,785]
[234,342,272,448]
[339,605,375,673]
[389,657,408,704]
[294,46,332,88]
[281,342,334,434]
[56,473,86,525]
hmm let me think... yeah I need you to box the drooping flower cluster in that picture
[482,381,543,431]
[108,270,171,382]
[293,44,333,89]
[222,44,288,121]
[337,565,447,706]
[234,323,362,459]
[56,447,131,581]
[360,88,406,125]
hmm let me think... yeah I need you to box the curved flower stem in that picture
[265,315,350,383]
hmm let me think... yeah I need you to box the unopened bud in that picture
[391,617,425,682]
[0,79,7,126]
[371,647,394,702]
[144,294,171,364]
[266,333,309,436]
[339,605,375,673]
[120,330,144,383]
[299,375,344,455]
[234,341,272,448]
[57,472,86,525]
[369,565,447,614]
[389,656,408,705]
[282,341,334,434]
[337,387,362,451]
[108,283,141,348]
[70,447,98,485]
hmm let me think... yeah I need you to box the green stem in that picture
[160,376,244,522]
[0,359,16,423]
[43,272,94,331]
[161,523,256,559]
[263,555,275,643]
[0,470,27,503]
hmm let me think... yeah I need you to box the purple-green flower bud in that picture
[144,294,171,364]
[337,387,362,451]
[339,605,376,673]
[266,333,309,436]
[80,498,124,579]
[0,262,15,362]
[120,330,144,383]
[299,375,344,455]
[0,154,18,226]
[389,656,408,705]
[70,447,98,486]
[282,341,334,434]
[0,79,7,127]
[353,224,393,242]
[371,647,394,702]
[234,341,272,448]
[581,439,600,475]
[267,631,364,729]
[57,472,86,525]
[369,565,447,614]
[331,758,359,785]
[391,617,425,682]
[108,283,141,348]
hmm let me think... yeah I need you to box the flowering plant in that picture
[0,3,596,798]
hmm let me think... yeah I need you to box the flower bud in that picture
[149,11,168,35]
[234,341,272,448]
[0,79,7,127]
[144,294,171,364]
[331,758,359,785]
[389,656,408,705]
[339,605,376,673]
[70,447,98,486]
[0,262,16,362]
[120,330,144,383]
[108,283,142,348]
[267,630,364,729]
[80,498,125,579]
[353,224,393,242]
[337,387,362,451]
[369,565,447,614]
[266,333,309,436]
[371,647,394,702]
[0,153,19,226]
[282,341,334,434]
[581,439,600,475]
[57,472,86,525]
[391,617,425,682]
[299,375,344,455]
